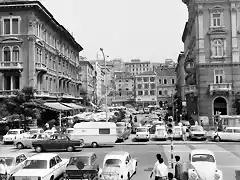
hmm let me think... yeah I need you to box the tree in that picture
[232,92,240,114]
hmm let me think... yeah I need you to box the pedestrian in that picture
[174,156,182,180]
[134,116,137,122]
[0,158,9,180]
[150,155,168,180]
[182,125,187,141]
[168,172,177,180]
[201,120,203,127]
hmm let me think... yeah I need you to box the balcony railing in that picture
[0,61,23,70]
[34,90,49,97]
[209,83,232,95]
[185,85,197,95]
[0,90,19,96]
[35,63,47,72]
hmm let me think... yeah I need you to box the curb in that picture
[114,141,217,145]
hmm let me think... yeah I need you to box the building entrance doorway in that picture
[213,97,227,115]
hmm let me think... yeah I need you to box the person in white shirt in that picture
[150,156,168,180]
[0,158,9,180]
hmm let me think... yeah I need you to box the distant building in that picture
[111,71,135,106]
[135,71,157,107]
[155,67,176,107]
[125,59,153,75]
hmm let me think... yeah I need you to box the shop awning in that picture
[43,102,72,112]
[61,103,85,109]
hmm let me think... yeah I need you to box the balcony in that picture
[185,85,197,95]
[34,90,49,97]
[0,90,18,97]
[209,83,232,96]
[0,62,23,71]
[63,72,71,81]
[35,63,47,73]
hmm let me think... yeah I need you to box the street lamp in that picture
[100,48,108,122]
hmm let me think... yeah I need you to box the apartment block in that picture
[125,59,153,75]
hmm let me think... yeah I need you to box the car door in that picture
[49,157,58,178]
[221,129,233,140]
[54,155,64,177]
[48,135,60,150]
[233,129,240,141]
[13,155,23,174]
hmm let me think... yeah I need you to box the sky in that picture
[41,0,188,63]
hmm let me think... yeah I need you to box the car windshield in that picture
[7,131,18,135]
[105,159,122,167]
[23,160,48,169]
[69,156,90,166]
[192,154,215,162]
[137,128,148,132]
[0,157,14,166]
[29,130,39,134]
[191,126,203,131]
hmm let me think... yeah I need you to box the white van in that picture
[71,122,118,147]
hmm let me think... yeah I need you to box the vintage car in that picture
[116,122,131,142]
[24,128,44,138]
[14,133,49,149]
[154,126,167,140]
[32,133,84,153]
[213,127,240,141]
[3,129,27,144]
[135,127,150,141]
[64,152,100,180]
[173,126,183,139]
[189,126,207,140]
[100,151,137,180]
[181,149,223,180]
[0,153,27,178]
[12,153,68,180]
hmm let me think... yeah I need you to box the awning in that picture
[61,103,85,109]
[43,102,72,112]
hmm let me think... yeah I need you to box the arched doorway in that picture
[213,97,227,115]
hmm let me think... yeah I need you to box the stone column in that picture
[231,3,239,62]
[28,36,36,88]
[10,76,14,90]
[197,4,205,63]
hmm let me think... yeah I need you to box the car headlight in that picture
[190,172,198,179]
[214,173,220,180]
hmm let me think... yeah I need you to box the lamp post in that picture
[100,48,108,122]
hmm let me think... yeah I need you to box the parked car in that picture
[32,134,84,153]
[0,153,27,178]
[213,127,240,141]
[100,151,137,180]
[135,127,150,141]
[64,152,100,180]
[24,128,44,138]
[116,122,131,142]
[181,149,222,180]
[173,126,183,139]
[3,129,27,144]
[154,126,167,140]
[14,133,49,149]
[189,125,206,140]
[12,153,68,180]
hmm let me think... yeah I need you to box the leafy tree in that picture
[232,92,240,114]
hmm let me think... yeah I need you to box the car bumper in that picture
[191,135,206,139]
[136,136,149,139]
[155,135,167,139]
[3,139,14,142]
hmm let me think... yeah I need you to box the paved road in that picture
[1,143,240,180]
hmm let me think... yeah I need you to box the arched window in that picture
[3,47,11,61]
[12,46,19,61]
[212,39,223,57]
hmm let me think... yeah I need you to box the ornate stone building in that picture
[182,0,240,125]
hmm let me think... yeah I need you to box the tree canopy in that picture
[232,92,240,115]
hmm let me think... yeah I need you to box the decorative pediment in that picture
[0,37,23,44]
[209,6,224,13]
[36,39,44,47]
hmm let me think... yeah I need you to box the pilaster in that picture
[231,2,239,62]
[28,36,36,88]
[197,4,205,63]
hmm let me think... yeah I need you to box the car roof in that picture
[28,153,58,160]
[191,149,214,156]
[71,152,95,158]
[0,152,27,158]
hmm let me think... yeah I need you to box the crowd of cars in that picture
[0,147,223,180]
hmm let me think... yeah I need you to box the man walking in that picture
[175,156,182,180]
[150,155,168,180]
[182,125,187,141]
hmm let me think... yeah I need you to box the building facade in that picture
[182,0,240,124]
[112,71,135,106]
[135,71,157,107]
[0,0,83,100]
[125,59,153,75]
[155,67,176,107]
[78,61,94,101]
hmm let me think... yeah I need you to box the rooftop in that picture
[155,67,176,76]
[114,71,134,79]
[135,71,156,76]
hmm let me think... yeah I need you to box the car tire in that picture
[67,146,74,152]
[35,146,42,153]
[16,142,24,149]
[92,142,98,148]
[214,136,221,142]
